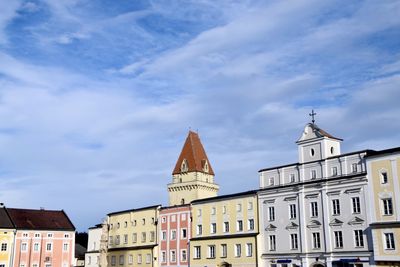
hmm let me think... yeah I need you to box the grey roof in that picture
[0,208,14,228]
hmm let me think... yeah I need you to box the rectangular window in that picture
[290,174,295,183]
[124,234,128,244]
[132,233,137,243]
[311,202,318,217]
[381,172,388,184]
[46,243,52,251]
[1,243,7,251]
[268,206,275,221]
[181,249,187,262]
[137,254,142,264]
[246,243,253,257]
[248,201,253,210]
[119,255,124,265]
[150,231,155,242]
[235,244,241,257]
[269,235,276,251]
[237,220,243,232]
[221,244,227,258]
[109,236,113,245]
[222,206,227,214]
[161,251,166,263]
[211,223,217,234]
[385,233,395,250]
[290,234,298,250]
[269,177,274,186]
[332,199,340,215]
[33,243,39,251]
[334,231,343,248]
[248,219,254,230]
[111,256,116,266]
[237,203,242,212]
[141,232,146,243]
[63,243,69,251]
[198,209,202,217]
[312,233,321,249]
[208,245,216,259]
[170,250,176,262]
[181,228,187,239]
[194,246,201,259]
[352,163,358,173]
[383,199,393,215]
[352,197,361,214]
[331,167,338,176]
[211,207,216,215]
[289,204,297,219]
[223,222,229,232]
[21,243,27,251]
[196,225,202,235]
[311,170,317,179]
[354,230,364,248]
[115,235,120,245]
[146,254,151,264]
[128,254,133,265]
[171,230,176,240]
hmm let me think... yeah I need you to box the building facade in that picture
[366,148,400,267]
[107,205,160,267]
[0,207,15,267]
[190,191,259,267]
[168,131,219,206]
[85,225,102,267]
[159,205,191,267]
[5,208,76,267]
[258,123,372,267]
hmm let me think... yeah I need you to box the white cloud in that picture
[0,0,20,44]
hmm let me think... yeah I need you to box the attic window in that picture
[310,148,315,157]
[202,159,209,173]
[330,147,334,154]
[181,159,188,173]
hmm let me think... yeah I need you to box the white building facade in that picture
[258,123,372,267]
[85,225,102,267]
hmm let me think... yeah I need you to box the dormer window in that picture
[181,159,188,173]
[202,159,209,173]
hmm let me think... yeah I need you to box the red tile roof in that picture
[6,208,75,231]
[172,131,215,175]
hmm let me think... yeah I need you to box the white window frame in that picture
[208,245,216,259]
[246,243,253,257]
[384,233,395,250]
[268,206,275,221]
[312,232,321,249]
[211,223,217,234]
[311,202,318,217]
[354,230,364,248]
[334,231,343,248]
[290,233,298,250]
[221,244,227,258]
[235,244,242,257]
[289,204,297,219]
[332,199,340,215]
[269,235,276,251]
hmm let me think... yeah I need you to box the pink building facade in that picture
[159,205,191,267]
[7,208,75,267]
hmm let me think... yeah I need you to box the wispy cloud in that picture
[0,0,399,230]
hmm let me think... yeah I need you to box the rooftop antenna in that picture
[309,109,317,124]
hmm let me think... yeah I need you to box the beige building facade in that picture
[367,148,400,267]
[190,191,259,267]
[107,205,161,267]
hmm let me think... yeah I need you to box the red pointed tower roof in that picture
[172,131,215,175]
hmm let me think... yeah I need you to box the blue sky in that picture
[0,0,399,231]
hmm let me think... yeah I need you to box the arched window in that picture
[181,159,188,172]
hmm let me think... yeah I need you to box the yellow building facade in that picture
[0,230,15,267]
[190,191,259,267]
[107,205,160,267]
[0,207,15,267]
[367,148,400,267]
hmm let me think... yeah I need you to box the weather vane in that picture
[309,109,316,124]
